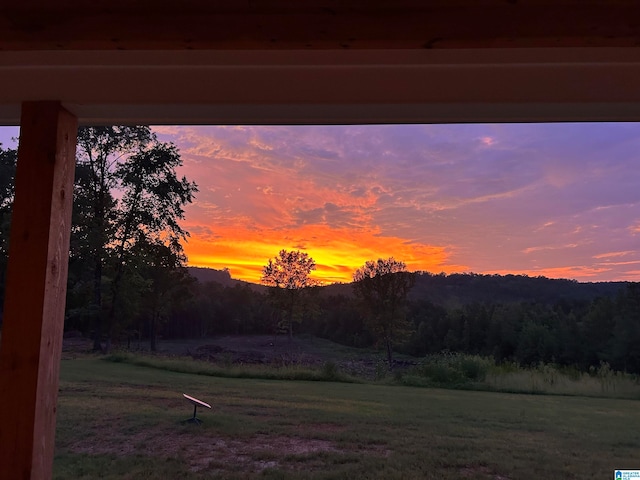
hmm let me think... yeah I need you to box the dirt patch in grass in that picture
[183,434,340,473]
[187,336,333,368]
[459,464,512,480]
[63,334,419,379]
[66,426,382,474]
[306,422,348,433]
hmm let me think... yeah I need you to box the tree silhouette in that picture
[131,237,194,351]
[73,127,197,351]
[353,257,415,368]
[261,249,316,340]
[0,145,17,315]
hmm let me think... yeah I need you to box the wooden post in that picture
[0,102,77,480]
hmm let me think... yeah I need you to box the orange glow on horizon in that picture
[146,125,640,284]
[183,223,468,284]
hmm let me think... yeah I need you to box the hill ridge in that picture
[188,266,629,306]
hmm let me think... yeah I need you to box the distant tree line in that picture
[400,282,640,373]
[133,269,640,374]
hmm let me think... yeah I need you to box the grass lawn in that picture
[55,357,640,479]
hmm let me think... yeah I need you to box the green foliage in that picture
[608,283,640,373]
[163,280,272,339]
[402,282,640,375]
[352,258,415,368]
[485,361,640,398]
[591,360,619,393]
[412,353,492,386]
[130,239,195,351]
[321,361,340,381]
[374,358,388,381]
[304,293,370,348]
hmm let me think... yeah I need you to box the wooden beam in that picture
[0,102,77,480]
[2,48,640,125]
[1,2,640,50]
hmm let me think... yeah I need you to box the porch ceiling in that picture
[1,1,640,125]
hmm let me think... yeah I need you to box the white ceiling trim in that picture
[1,48,640,125]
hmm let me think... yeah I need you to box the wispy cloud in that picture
[593,251,634,259]
[107,124,640,283]
[523,244,579,254]
[595,260,640,267]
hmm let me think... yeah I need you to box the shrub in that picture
[321,361,340,381]
[413,353,493,386]
[374,359,388,380]
[458,355,490,381]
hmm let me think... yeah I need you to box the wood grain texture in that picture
[0,101,77,480]
[0,2,639,50]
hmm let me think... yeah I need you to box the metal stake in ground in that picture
[182,394,212,425]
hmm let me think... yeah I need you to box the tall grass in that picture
[485,360,640,399]
[104,350,640,399]
[400,353,640,399]
[105,352,357,383]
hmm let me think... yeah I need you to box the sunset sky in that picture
[1,123,639,284]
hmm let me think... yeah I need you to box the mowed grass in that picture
[55,358,640,480]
